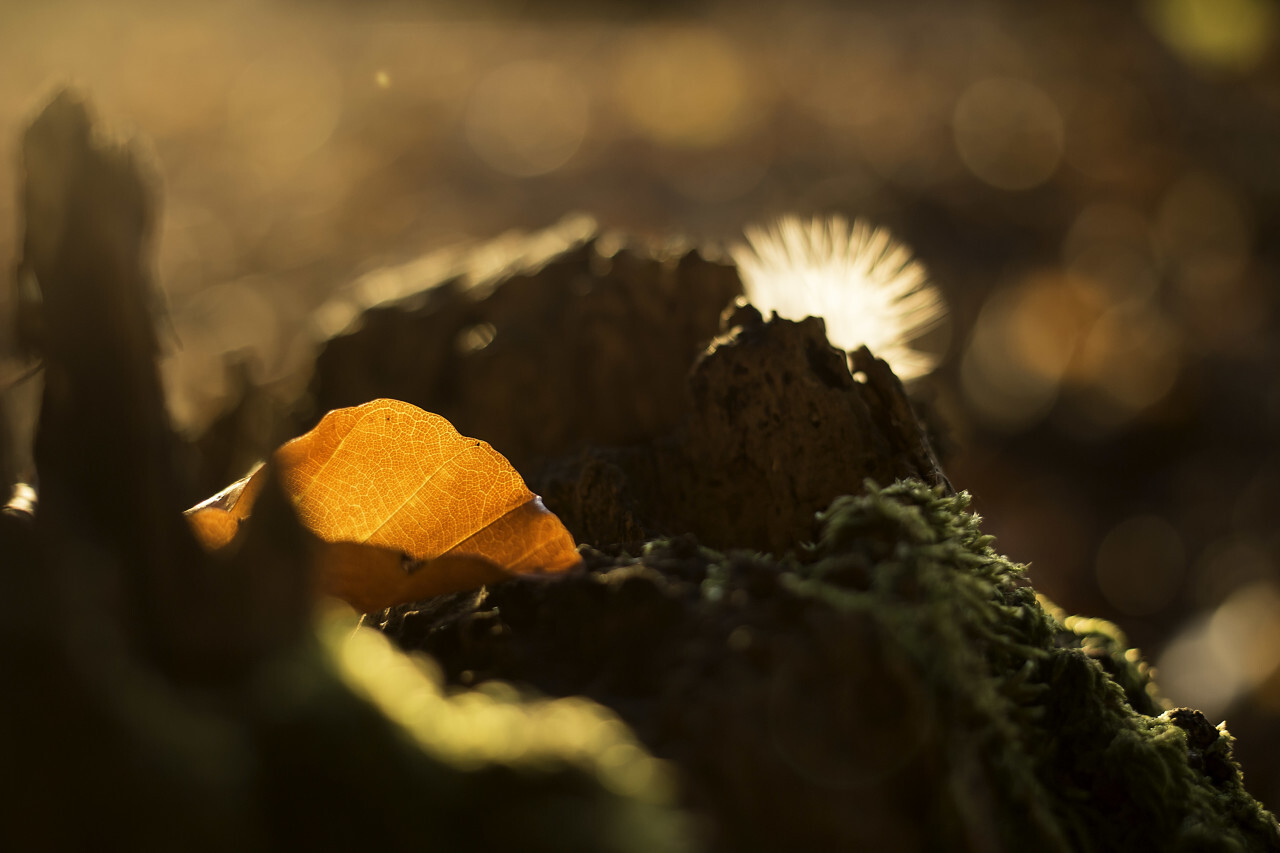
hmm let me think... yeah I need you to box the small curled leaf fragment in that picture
[186,399,581,610]
[186,506,241,551]
[185,465,264,551]
[186,464,264,517]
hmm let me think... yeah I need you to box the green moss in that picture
[378,479,1280,850]
[790,480,1280,852]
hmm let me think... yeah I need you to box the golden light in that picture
[953,77,1064,191]
[960,272,1106,429]
[1076,303,1181,418]
[1062,202,1159,303]
[613,25,755,149]
[163,277,280,428]
[1157,580,1280,718]
[464,60,589,178]
[226,49,343,179]
[1209,582,1280,689]
[731,215,945,381]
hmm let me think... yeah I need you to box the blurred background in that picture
[1,0,1278,809]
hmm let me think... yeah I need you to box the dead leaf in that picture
[316,545,510,615]
[186,399,581,610]
[185,465,265,551]
[187,505,242,551]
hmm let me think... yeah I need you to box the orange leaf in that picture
[316,545,510,614]
[187,506,241,551]
[186,400,581,609]
[185,466,265,551]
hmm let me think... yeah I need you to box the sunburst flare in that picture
[730,214,946,381]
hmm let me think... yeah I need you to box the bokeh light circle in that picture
[1094,514,1185,616]
[613,26,755,149]
[227,50,343,177]
[465,60,589,178]
[953,77,1064,191]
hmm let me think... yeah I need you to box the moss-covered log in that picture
[377,482,1280,851]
